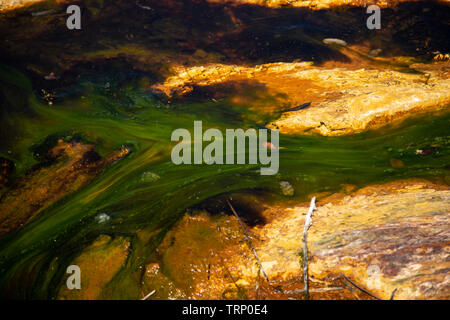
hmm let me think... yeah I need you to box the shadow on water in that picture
[0,0,449,89]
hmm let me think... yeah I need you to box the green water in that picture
[0,64,449,299]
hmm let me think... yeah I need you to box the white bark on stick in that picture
[302,197,316,300]
[141,290,156,300]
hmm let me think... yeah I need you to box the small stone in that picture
[323,38,347,46]
[96,213,110,224]
[141,171,160,183]
[44,72,59,80]
[369,49,382,57]
[280,181,294,196]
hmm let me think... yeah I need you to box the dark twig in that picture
[390,288,398,300]
[283,102,312,113]
[227,198,269,282]
[341,273,382,300]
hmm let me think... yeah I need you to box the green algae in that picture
[0,64,448,299]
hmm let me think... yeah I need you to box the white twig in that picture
[302,197,316,300]
[141,290,156,300]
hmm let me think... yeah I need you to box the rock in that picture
[368,49,382,57]
[141,171,160,183]
[152,179,450,299]
[279,181,294,196]
[323,38,347,46]
[95,213,111,224]
[268,63,450,136]
[249,179,450,299]
[44,72,59,80]
[153,61,450,136]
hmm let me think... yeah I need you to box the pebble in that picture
[96,213,111,224]
[323,38,347,46]
[280,181,294,196]
[141,171,160,183]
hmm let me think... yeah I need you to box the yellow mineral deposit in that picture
[155,179,449,300]
[153,60,450,136]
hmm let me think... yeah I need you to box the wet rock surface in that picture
[0,140,129,236]
[58,234,130,300]
[253,180,450,299]
[153,61,450,135]
[150,180,449,299]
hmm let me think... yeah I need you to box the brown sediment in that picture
[0,140,129,237]
[144,179,449,299]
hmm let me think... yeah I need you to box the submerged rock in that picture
[279,181,294,196]
[323,38,347,46]
[96,213,111,224]
[141,171,160,183]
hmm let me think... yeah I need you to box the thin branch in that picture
[341,273,382,300]
[286,287,344,294]
[141,290,156,300]
[227,198,269,282]
[302,197,316,300]
[390,288,397,300]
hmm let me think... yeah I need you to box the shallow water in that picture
[0,62,449,298]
